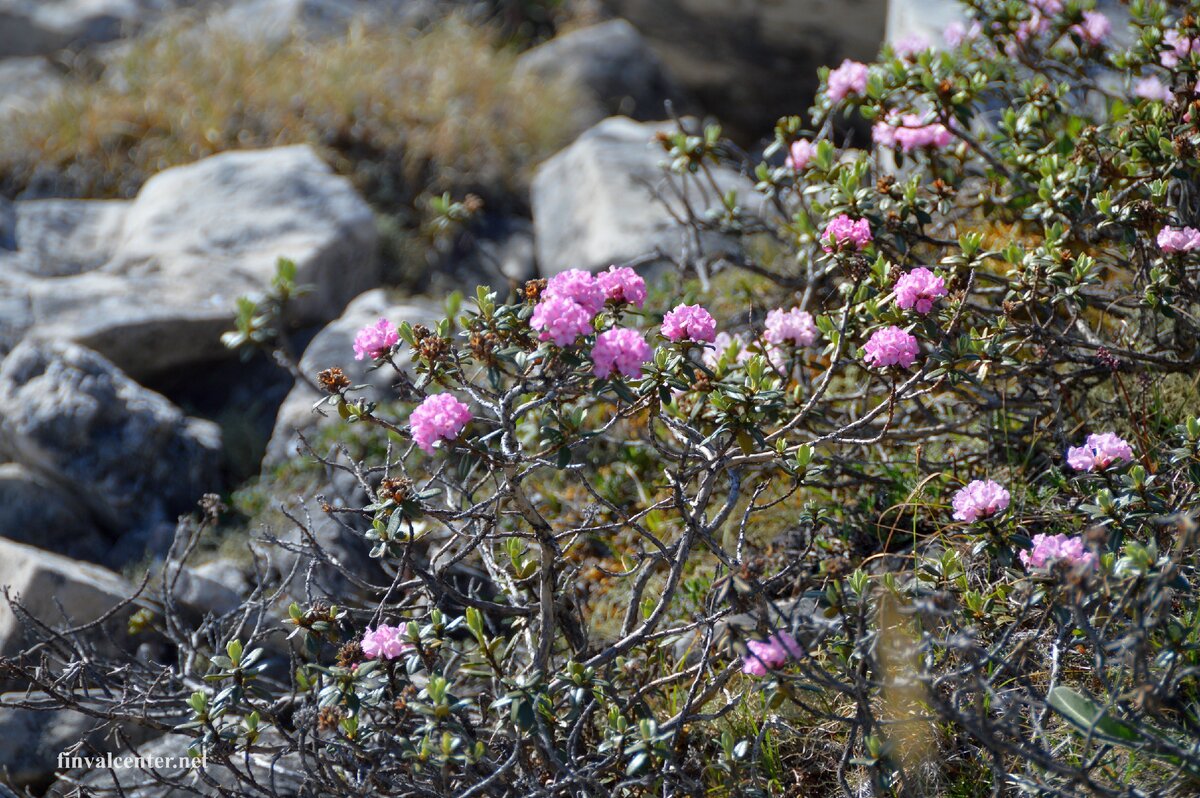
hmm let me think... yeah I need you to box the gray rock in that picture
[0,537,132,658]
[600,0,886,140]
[531,116,764,275]
[0,704,106,787]
[0,340,222,537]
[0,0,143,58]
[0,146,379,377]
[0,199,129,277]
[265,288,442,465]
[209,0,431,44]
[515,19,684,132]
[0,57,66,120]
[0,462,106,562]
[170,559,248,616]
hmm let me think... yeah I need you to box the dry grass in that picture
[0,15,578,218]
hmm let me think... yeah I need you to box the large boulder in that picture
[0,146,379,378]
[265,288,442,465]
[0,538,133,657]
[209,0,432,44]
[531,116,764,275]
[600,0,887,140]
[0,462,106,562]
[0,704,132,788]
[0,0,145,58]
[515,19,685,133]
[0,340,222,545]
[0,199,129,277]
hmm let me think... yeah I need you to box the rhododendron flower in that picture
[893,33,931,58]
[591,328,652,379]
[944,20,982,47]
[1157,225,1200,253]
[764,307,817,347]
[1027,0,1063,13]
[1162,29,1198,68]
[353,318,399,361]
[786,138,816,171]
[1070,11,1111,45]
[531,295,595,346]
[702,332,748,369]
[894,267,947,314]
[1066,432,1134,471]
[544,269,605,315]
[952,479,1010,523]
[863,326,919,369]
[596,265,646,308]
[1020,533,1096,570]
[742,631,802,677]
[873,113,954,153]
[409,393,472,454]
[662,304,717,343]
[361,624,414,660]
[822,214,873,252]
[1135,76,1174,103]
[825,59,869,103]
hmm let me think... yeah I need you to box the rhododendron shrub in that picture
[8,2,1200,796]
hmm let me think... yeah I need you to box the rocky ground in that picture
[0,0,950,789]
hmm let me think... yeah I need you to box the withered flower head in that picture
[317,367,351,393]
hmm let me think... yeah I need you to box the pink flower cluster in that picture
[361,624,414,660]
[944,21,982,47]
[786,138,816,171]
[702,332,750,369]
[822,214,873,252]
[353,318,400,361]
[530,269,608,345]
[863,326,919,369]
[1135,76,1174,103]
[1162,29,1200,68]
[764,307,818,347]
[1066,432,1134,472]
[596,265,647,308]
[409,393,472,454]
[1070,11,1111,45]
[892,33,931,59]
[825,59,869,103]
[873,113,954,153]
[1157,225,1200,253]
[662,304,717,343]
[742,631,802,677]
[592,328,652,379]
[894,267,947,314]
[1020,533,1096,571]
[952,479,1010,523]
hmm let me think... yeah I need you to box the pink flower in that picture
[662,304,717,343]
[863,326,919,369]
[1028,0,1063,14]
[741,631,802,677]
[944,21,982,47]
[951,479,1010,523]
[1161,30,1198,68]
[596,265,647,308]
[894,267,947,314]
[361,624,414,660]
[873,113,954,153]
[544,269,605,315]
[353,318,400,361]
[1070,11,1111,45]
[1157,225,1200,253]
[822,214,873,252]
[764,307,818,347]
[1020,533,1096,571]
[591,328,652,379]
[826,59,869,103]
[409,393,472,454]
[1066,432,1134,471]
[531,295,595,346]
[893,33,931,59]
[1135,76,1174,103]
[702,332,748,369]
[786,138,816,171]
